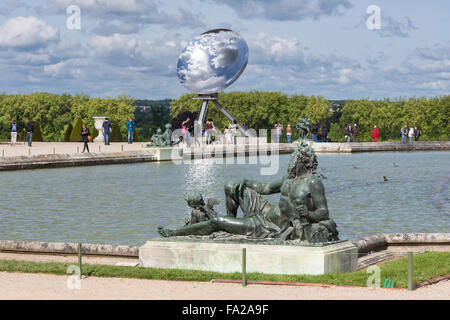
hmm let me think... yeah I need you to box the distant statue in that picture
[149,123,181,147]
[158,138,339,244]
[149,128,163,146]
[296,116,311,140]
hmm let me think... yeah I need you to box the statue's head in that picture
[156,128,162,134]
[165,123,172,129]
[184,191,205,208]
[287,141,317,178]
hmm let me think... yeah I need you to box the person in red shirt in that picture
[372,125,379,142]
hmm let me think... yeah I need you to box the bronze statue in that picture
[158,117,339,244]
[149,123,180,147]
[296,115,311,140]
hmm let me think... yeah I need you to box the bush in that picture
[33,121,43,141]
[110,122,122,142]
[91,126,99,141]
[70,118,83,142]
[63,124,73,142]
[18,128,26,142]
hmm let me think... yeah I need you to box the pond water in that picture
[0,151,448,245]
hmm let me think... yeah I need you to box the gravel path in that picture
[0,272,448,300]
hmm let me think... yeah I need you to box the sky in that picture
[0,0,449,100]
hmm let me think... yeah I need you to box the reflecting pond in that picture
[0,151,448,245]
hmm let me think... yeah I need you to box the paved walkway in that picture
[0,272,448,300]
[0,142,146,158]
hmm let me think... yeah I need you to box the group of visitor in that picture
[345,123,360,142]
[181,116,248,147]
[400,124,421,142]
[8,118,34,147]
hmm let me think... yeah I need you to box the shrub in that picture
[63,123,73,142]
[70,118,83,142]
[33,121,43,141]
[18,128,26,141]
[91,126,99,141]
[110,122,122,142]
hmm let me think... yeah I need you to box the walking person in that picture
[25,118,34,147]
[353,124,359,142]
[321,124,328,142]
[372,125,379,142]
[414,126,421,141]
[277,123,284,143]
[229,120,238,144]
[205,118,214,145]
[345,123,353,143]
[126,117,135,144]
[182,117,191,147]
[286,124,292,143]
[311,123,318,142]
[408,126,414,143]
[102,117,112,145]
[10,119,18,146]
[81,123,91,153]
[242,121,248,131]
[401,124,408,143]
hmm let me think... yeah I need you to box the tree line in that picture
[170,92,449,142]
[0,93,135,142]
[1,92,448,143]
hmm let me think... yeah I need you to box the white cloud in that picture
[0,16,59,49]
[250,32,304,65]
[211,0,352,21]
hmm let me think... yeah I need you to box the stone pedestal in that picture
[93,116,107,142]
[139,240,358,275]
[143,147,183,161]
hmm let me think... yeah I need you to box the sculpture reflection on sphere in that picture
[177,29,249,94]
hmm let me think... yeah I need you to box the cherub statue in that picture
[296,116,311,140]
[182,191,219,225]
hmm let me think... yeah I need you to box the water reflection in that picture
[0,151,448,245]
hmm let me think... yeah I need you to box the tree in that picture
[110,122,122,142]
[70,117,83,142]
[33,121,43,141]
[63,123,73,142]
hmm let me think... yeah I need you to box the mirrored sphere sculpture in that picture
[177,29,249,94]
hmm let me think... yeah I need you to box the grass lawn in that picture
[0,251,448,288]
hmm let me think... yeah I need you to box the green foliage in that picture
[91,126,99,141]
[133,127,139,142]
[110,122,122,142]
[328,123,345,142]
[0,92,448,142]
[134,106,170,140]
[70,117,83,142]
[18,128,26,142]
[33,121,43,141]
[63,123,73,142]
[0,93,134,142]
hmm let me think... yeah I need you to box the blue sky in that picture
[0,0,449,99]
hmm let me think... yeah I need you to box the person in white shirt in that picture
[408,126,415,143]
[10,120,18,146]
[229,120,237,144]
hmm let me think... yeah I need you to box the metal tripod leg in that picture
[198,100,209,127]
[211,100,253,137]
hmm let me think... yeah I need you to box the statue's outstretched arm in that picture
[243,178,283,195]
